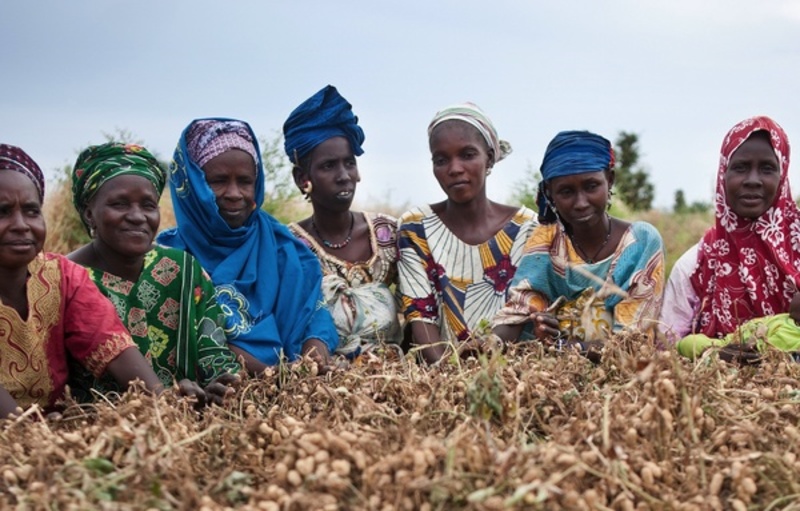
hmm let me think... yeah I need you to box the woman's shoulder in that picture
[509,205,537,230]
[627,221,665,245]
[397,204,434,227]
[672,243,700,276]
[365,211,398,226]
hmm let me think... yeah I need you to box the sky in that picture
[2,0,800,212]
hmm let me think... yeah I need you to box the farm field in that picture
[2,338,800,510]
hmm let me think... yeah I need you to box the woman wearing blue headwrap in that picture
[397,103,537,364]
[157,118,338,374]
[493,131,665,357]
[284,85,402,358]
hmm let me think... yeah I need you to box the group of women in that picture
[0,83,796,418]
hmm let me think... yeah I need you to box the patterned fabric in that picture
[427,103,511,164]
[71,246,240,394]
[0,253,136,409]
[186,120,259,169]
[689,116,799,338]
[536,131,615,223]
[677,314,800,359]
[397,206,536,342]
[493,222,665,340]
[0,143,44,201]
[157,118,338,366]
[289,213,401,355]
[283,85,365,164]
[72,142,165,233]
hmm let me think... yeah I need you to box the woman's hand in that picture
[203,373,240,406]
[177,379,208,408]
[530,312,561,343]
[718,342,761,366]
[302,338,335,375]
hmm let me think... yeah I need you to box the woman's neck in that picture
[311,207,352,234]
[91,240,146,282]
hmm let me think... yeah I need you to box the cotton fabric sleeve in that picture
[660,243,701,345]
[60,259,137,377]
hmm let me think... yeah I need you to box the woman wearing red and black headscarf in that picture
[661,116,800,358]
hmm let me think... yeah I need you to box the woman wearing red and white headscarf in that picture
[661,116,800,358]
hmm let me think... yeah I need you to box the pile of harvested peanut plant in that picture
[2,333,800,510]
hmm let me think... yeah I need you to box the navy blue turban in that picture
[283,85,365,165]
[536,130,615,224]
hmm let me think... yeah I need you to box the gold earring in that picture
[302,181,313,202]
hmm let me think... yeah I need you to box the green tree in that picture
[509,161,541,211]
[673,189,688,213]
[614,132,654,211]
[259,131,307,223]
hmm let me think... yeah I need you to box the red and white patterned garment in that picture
[690,116,800,337]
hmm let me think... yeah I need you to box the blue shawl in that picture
[157,118,338,365]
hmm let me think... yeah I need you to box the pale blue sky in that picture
[2,0,799,210]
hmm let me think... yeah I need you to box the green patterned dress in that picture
[69,246,240,397]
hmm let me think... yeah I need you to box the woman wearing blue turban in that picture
[283,85,402,357]
[493,131,665,357]
[157,118,338,374]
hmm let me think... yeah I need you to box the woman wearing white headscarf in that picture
[397,103,537,363]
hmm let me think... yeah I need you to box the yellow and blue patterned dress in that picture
[493,221,665,341]
[397,205,536,343]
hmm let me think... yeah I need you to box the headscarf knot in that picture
[283,85,365,165]
[536,131,615,223]
[72,142,165,233]
[427,102,511,165]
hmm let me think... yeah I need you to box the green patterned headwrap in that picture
[72,142,165,233]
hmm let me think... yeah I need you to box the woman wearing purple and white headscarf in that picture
[157,119,339,375]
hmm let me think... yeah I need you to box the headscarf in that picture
[283,85,365,164]
[186,120,260,169]
[690,116,800,337]
[157,118,338,365]
[536,131,615,224]
[0,144,45,201]
[72,142,165,233]
[427,102,512,165]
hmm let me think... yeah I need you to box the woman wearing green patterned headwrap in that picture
[68,142,241,407]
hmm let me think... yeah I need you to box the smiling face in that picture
[203,149,257,229]
[84,174,160,258]
[429,120,493,204]
[0,170,46,271]
[724,131,780,219]
[300,136,359,212]
[546,170,613,228]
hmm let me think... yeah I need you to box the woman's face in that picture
[304,136,359,212]
[85,174,160,258]
[429,121,493,204]
[724,132,780,219]
[203,149,257,229]
[0,170,46,271]
[547,170,612,229]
